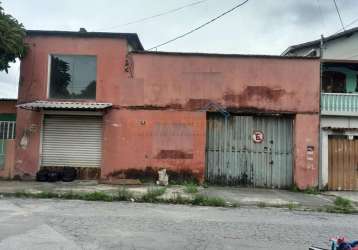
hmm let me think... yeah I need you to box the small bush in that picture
[257,202,267,208]
[334,197,353,208]
[82,192,113,202]
[116,187,133,201]
[192,195,226,207]
[184,183,198,194]
[142,186,166,202]
[287,203,299,210]
[289,185,319,195]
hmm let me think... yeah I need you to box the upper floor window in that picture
[322,70,346,93]
[49,55,97,99]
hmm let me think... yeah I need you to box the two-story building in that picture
[283,26,358,190]
[14,29,320,189]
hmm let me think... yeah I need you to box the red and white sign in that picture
[252,131,264,143]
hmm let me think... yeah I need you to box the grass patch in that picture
[322,197,357,214]
[82,192,114,202]
[289,185,319,195]
[141,186,167,202]
[184,182,198,194]
[334,197,353,208]
[287,202,299,210]
[116,187,134,201]
[257,202,267,208]
[191,194,226,207]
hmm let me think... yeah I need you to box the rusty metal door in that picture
[328,135,358,191]
[206,114,293,188]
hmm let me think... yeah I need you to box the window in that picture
[49,55,97,99]
[322,70,346,93]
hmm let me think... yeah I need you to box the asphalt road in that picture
[0,198,357,250]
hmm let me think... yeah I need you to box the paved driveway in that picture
[0,198,357,250]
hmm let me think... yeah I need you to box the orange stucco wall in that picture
[15,35,130,177]
[14,109,42,177]
[294,114,320,189]
[126,53,320,113]
[0,100,17,114]
[19,36,129,104]
[102,109,206,181]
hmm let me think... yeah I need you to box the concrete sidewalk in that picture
[0,180,355,210]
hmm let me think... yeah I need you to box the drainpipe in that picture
[318,35,324,189]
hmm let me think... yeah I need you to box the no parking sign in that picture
[252,130,264,143]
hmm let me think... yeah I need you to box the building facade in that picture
[0,99,17,178]
[14,30,320,189]
[284,27,358,190]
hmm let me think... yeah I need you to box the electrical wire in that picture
[148,0,250,50]
[332,17,358,35]
[94,0,209,31]
[333,0,345,31]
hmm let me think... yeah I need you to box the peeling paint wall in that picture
[102,109,206,182]
[294,114,319,189]
[127,54,320,113]
[0,100,17,114]
[16,35,130,178]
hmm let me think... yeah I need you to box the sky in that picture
[1,0,358,98]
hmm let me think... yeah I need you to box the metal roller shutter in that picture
[41,115,102,168]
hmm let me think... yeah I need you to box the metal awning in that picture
[17,101,112,111]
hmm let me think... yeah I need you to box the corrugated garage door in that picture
[206,115,293,188]
[41,115,102,168]
[328,135,358,191]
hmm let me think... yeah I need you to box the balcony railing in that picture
[321,93,358,116]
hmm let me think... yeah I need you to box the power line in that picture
[148,0,250,50]
[333,0,345,31]
[94,0,210,31]
[332,16,358,35]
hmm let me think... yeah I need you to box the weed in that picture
[184,183,198,194]
[322,197,357,214]
[303,187,319,195]
[287,203,299,210]
[334,197,353,208]
[192,194,226,207]
[116,187,133,201]
[257,202,267,208]
[289,185,319,195]
[142,186,166,202]
[82,192,114,202]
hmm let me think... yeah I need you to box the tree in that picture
[0,2,26,73]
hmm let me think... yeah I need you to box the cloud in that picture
[1,0,358,98]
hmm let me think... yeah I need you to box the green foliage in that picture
[323,197,357,214]
[82,192,114,202]
[116,187,133,201]
[184,182,198,194]
[257,202,267,208]
[289,185,319,195]
[192,194,226,207]
[0,2,27,72]
[142,186,167,202]
[334,197,353,209]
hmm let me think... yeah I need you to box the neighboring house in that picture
[0,98,17,178]
[15,30,320,189]
[283,26,358,191]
